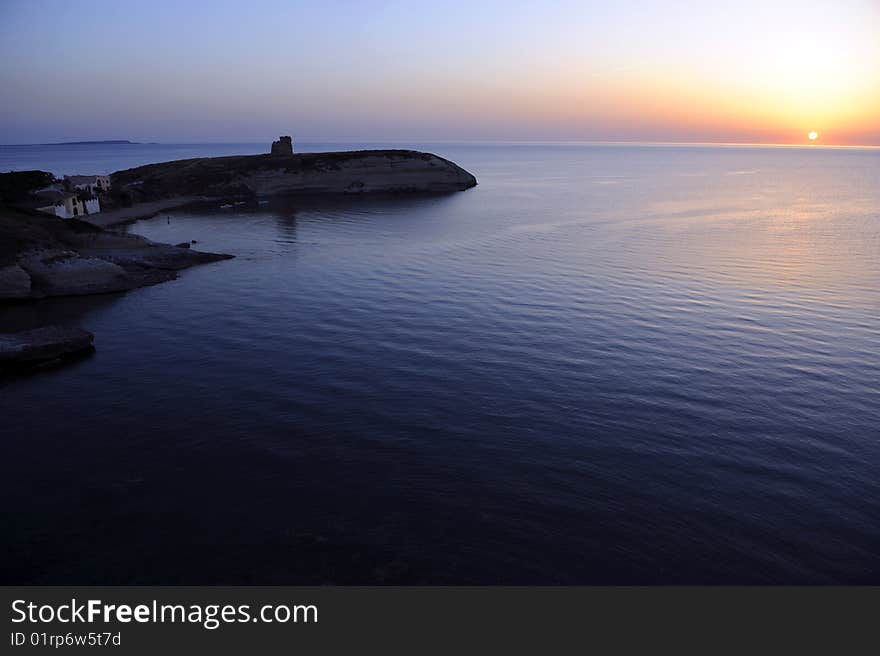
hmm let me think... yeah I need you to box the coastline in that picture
[0,205,234,302]
[4,142,880,585]
[0,205,233,373]
[83,148,477,228]
[1,145,477,374]
[2,146,477,304]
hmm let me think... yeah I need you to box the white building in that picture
[36,191,100,219]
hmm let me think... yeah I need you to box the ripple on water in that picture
[2,144,880,583]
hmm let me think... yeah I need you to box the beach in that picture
[83,196,206,228]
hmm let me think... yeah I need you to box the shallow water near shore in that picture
[2,143,880,583]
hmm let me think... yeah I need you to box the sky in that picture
[1,0,878,145]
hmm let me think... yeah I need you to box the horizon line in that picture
[1,139,878,149]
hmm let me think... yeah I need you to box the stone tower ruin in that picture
[270,136,293,156]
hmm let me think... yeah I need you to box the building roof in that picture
[33,189,75,202]
[13,189,76,210]
[64,175,106,184]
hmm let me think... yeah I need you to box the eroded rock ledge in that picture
[0,325,95,373]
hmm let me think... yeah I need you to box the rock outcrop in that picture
[111,149,477,203]
[0,264,32,299]
[0,207,233,301]
[0,325,95,373]
[18,250,133,297]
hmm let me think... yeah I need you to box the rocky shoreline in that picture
[0,207,233,301]
[0,208,232,375]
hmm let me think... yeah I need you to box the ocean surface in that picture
[2,142,880,584]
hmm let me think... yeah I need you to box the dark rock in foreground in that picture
[110,149,477,204]
[0,325,95,373]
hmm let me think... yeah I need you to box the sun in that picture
[808,131,819,141]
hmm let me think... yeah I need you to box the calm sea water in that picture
[2,142,880,584]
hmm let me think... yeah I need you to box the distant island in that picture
[41,140,139,146]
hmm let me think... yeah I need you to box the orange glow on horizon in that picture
[398,4,880,147]
[3,0,879,145]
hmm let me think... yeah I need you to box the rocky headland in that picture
[1,145,477,298]
[106,148,477,223]
[0,144,477,371]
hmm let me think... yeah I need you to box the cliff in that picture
[110,149,477,203]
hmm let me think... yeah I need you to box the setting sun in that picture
[808,131,819,141]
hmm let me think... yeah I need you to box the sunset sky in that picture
[1,0,878,145]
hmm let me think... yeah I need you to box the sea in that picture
[2,141,879,583]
